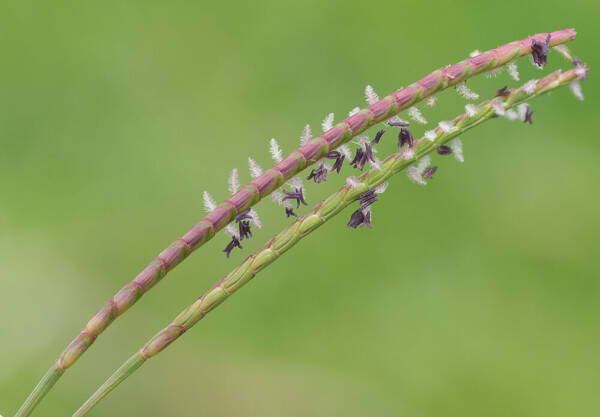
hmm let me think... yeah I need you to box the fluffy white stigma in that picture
[225,224,239,239]
[553,44,572,61]
[300,124,311,146]
[389,115,411,125]
[450,138,464,163]
[202,191,217,212]
[575,65,588,79]
[416,155,432,174]
[407,166,427,185]
[469,49,480,57]
[456,82,479,100]
[507,62,520,81]
[271,190,291,208]
[492,102,505,116]
[504,109,519,120]
[523,79,538,94]
[409,107,427,124]
[365,85,379,105]
[569,81,584,101]
[465,104,478,117]
[288,175,303,190]
[228,168,240,195]
[426,96,437,107]
[369,157,382,170]
[248,157,263,178]
[374,181,388,194]
[339,144,352,160]
[517,103,530,121]
[248,208,262,229]
[485,67,504,78]
[438,121,454,133]
[424,130,437,142]
[269,138,283,163]
[346,176,360,189]
[348,106,360,116]
[322,113,334,132]
[400,146,415,160]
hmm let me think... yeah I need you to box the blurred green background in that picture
[1,0,598,416]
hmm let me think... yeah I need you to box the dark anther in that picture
[307,164,328,183]
[437,145,453,155]
[282,188,307,208]
[423,166,438,179]
[398,128,414,148]
[222,236,242,258]
[372,129,386,144]
[358,190,377,210]
[531,34,551,67]
[235,209,252,223]
[350,143,376,171]
[238,220,252,240]
[524,106,534,124]
[347,210,372,229]
[325,151,345,174]
[388,120,410,127]
[495,86,510,97]
[285,207,298,218]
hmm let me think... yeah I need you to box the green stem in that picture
[14,366,63,417]
[71,68,584,417]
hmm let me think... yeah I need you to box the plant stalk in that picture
[71,67,585,417]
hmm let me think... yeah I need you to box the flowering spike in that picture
[507,62,520,81]
[202,191,217,212]
[450,138,464,163]
[365,85,379,105]
[456,82,479,100]
[408,106,427,124]
[322,113,334,132]
[300,124,312,146]
[228,169,240,195]
[248,158,263,178]
[531,34,551,68]
[269,138,283,163]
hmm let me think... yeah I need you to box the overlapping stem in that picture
[71,67,585,417]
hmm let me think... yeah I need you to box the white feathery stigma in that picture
[269,138,283,163]
[400,146,415,160]
[438,121,454,133]
[248,157,263,178]
[248,208,262,229]
[450,138,464,163]
[485,67,504,78]
[228,168,240,195]
[517,103,530,121]
[407,167,427,185]
[322,112,334,132]
[374,181,388,194]
[465,104,478,117]
[288,176,303,190]
[523,79,538,94]
[389,115,411,126]
[300,124,311,146]
[569,81,584,101]
[553,44,572,61]
[346,176,360,189]
[408,106,427,124]
[416,155,432,174]
[202,191,217,212]
[469,49,480,57]
[456,82,479,100]
[507,62,520,81]
[271,190,291,208]
[339,144,352,160]
[426,96,437,107]
[424,130,437,142]
[349,106,360,116]
[504,109,519,120]
[492,102,505,116]
[365,85,379,105]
